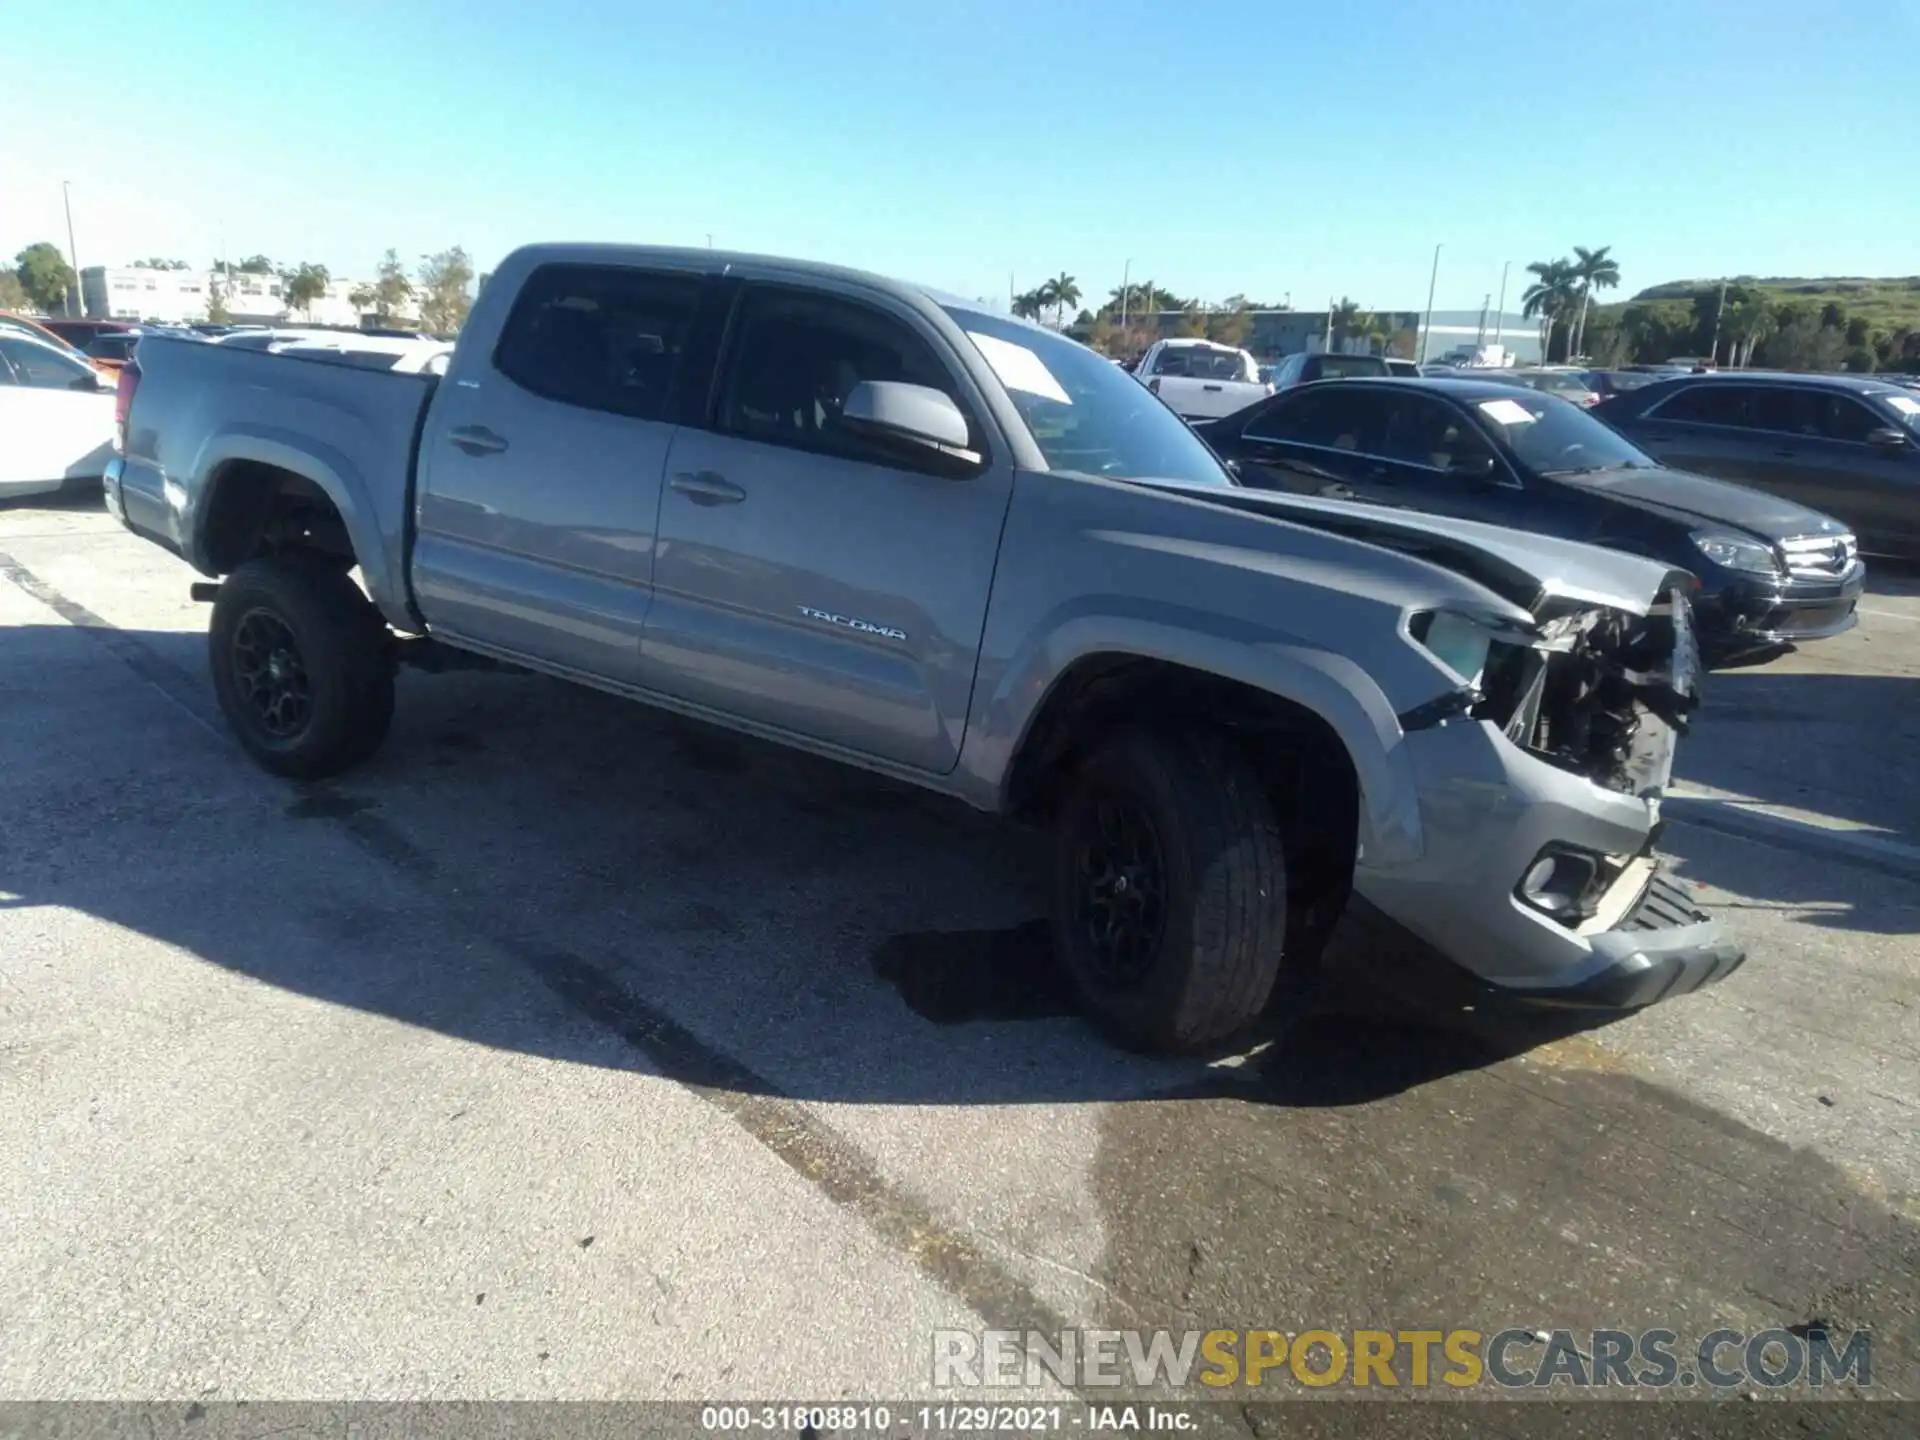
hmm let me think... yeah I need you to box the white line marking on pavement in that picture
[1860,607,1920,622]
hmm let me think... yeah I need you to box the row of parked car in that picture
[1121,335,1915,664]
[0,313,453,500]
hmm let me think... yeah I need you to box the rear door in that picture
[412,261,708,683]
[642,281,1014,774]
[1626,382,1762,480]
[0,336,116,493]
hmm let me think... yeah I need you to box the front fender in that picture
[187,427,411,629]
[959,604,1426,866]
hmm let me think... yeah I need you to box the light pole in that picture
[1493,260,1510,349]
[1119,258,1132,330]
[62,180,82,317]
[1418,243,1442,364]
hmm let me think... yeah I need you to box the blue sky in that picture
[4,0,1913,312]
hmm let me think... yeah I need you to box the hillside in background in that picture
[1555,274,1920,371]
[1624,276,1920,328]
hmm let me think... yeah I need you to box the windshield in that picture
[1525,371,1595,398]
[1471,390,1656,474]
[949,309,1233,486]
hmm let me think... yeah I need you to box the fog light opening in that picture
[1517,848,1602,923]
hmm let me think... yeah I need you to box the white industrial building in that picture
[80,265,377,327]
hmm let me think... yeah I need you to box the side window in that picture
[1821,395,1885,445]
[717,287,969,468]
[1652,384,1751,427]
[493,263,703,422]
[1381,396,1495,471]
[1245,388,1388,451]
[1747,386,1825,437]
[0,337,89,389]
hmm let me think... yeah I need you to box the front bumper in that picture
[1697,564,1864,648]
[1350,720,1743,1006]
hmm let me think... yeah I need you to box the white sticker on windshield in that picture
[968,331,1071,405]
[1885,394,1920,418]
[1478,397,1539,426]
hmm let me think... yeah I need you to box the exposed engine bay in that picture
[1462,589,1701,796]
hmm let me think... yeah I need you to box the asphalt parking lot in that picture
[1,497,1914,1412]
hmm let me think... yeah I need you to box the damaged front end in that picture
[1407,585,1702,801]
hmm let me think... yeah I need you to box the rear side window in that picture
[493,263,703,422]
[717,286,970,468]
[1746,387,1827,437]
[1244,387,1390,451]
[1652,383,1755,427]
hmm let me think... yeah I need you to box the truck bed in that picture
[113,336,439,628]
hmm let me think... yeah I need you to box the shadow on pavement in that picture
[1679,668,1920,846]
[3,617,1596,1114]
[4,607,1916,1398]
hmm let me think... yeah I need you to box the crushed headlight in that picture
[1407,608,1524,688]
[1692,530,1780,575]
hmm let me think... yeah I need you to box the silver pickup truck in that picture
[106,242,1742,1053]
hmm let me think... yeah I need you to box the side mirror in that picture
[839,381,983,475]
[1866,426,1908,450]
[1450,453,1501,482]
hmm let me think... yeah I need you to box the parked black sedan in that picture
[1196,378,1864,662]
[1594,372,1920,559]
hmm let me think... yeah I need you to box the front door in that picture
[642,282,1014,774]
[412,261,707,683]
[1341,390,1525,526]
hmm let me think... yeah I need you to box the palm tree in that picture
[1721,289,1775,368]
[1328,297,1362,350]
[1011,289,1046,322]
[1047,272,1081,328]
[1569,245,1621,359]
[1522,259,1579,362]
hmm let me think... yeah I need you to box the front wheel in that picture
[1050,728,1288,1054]
[208,557,394,779]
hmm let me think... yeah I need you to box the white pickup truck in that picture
[1134,339,1270,421]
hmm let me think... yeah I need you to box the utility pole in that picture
[1418,243,1442,364]
[1493,260,1510,347]
[62,181,81,317]
[1324,297,1334,352]
[1707,278,1728,365]
[1120,258,1131,330]
[1476,294,1490,348]
[706,234,713,249]
[1009,271,1015,314]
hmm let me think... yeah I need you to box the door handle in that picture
[1202,383,1224,392]
[1772,448,1799,458]
[448,425,508,456]
[1325,483,1356,498]
[669,471,747,506]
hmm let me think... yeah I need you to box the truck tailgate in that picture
[1152,377,1269,420]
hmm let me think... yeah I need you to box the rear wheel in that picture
[1050,727,1288,1053]
[208,556,394,778]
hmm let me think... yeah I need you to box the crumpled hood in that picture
[1558,464,1846,541]
[1141,479,1687,618]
